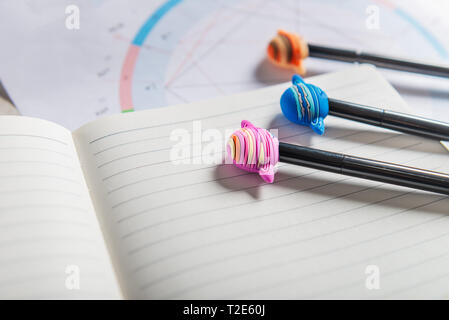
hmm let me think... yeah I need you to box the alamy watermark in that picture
[65,5,80,30]
[365,264,380,290]
[65,264,80,290]
[169,120,278,165]
[365,5,380,30]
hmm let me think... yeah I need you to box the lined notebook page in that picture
[74,66,449,299]
[0,117,120,299]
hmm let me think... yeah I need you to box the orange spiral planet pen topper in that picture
[267,30,449,78]
[267,30,309,75]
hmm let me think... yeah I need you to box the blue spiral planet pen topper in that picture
[280,75,329,135]
[280,75,449,142]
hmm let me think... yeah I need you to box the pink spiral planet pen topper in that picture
[227,120,279,183]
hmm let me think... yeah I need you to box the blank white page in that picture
[74,65,449,299]
[0,116,121,299]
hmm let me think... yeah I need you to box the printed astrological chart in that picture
[119,0,449,121]
[1,0,448,129]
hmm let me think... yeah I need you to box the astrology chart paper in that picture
[1,0,449,130]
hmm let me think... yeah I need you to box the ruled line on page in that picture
[0,160,75,170]
[0,147,72,158]
[131,185,407,257]
[93,114,294,169]
[143,196,449,296]
[119,141,424,240]
[97,126,309,180]
[94,118,296,168]
[104,130,421,198]
[172,214,449,297]
[0,134,67,145]
[0,174,82,185]
[104,127,364,209]
[308,235,449,299]
[110,132,427,223]
[133,189,447,276]
[384,269,449,298]
[88,101,277,144]
[93,112,288,156]
[209,210,449,299]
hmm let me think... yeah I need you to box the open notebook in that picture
[1,65,448,299]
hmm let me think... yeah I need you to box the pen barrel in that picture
[308,44,449,78]
[279,142,449,195]
[328,98,449,141]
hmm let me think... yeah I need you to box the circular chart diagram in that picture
[119,0,449,117]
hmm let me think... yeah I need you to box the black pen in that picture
[268,30,449,78]
[328,98,449,141]
[228,121,449,195]
[280,75,449,140]
[279,142,449,196]
[309,44,449,79]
